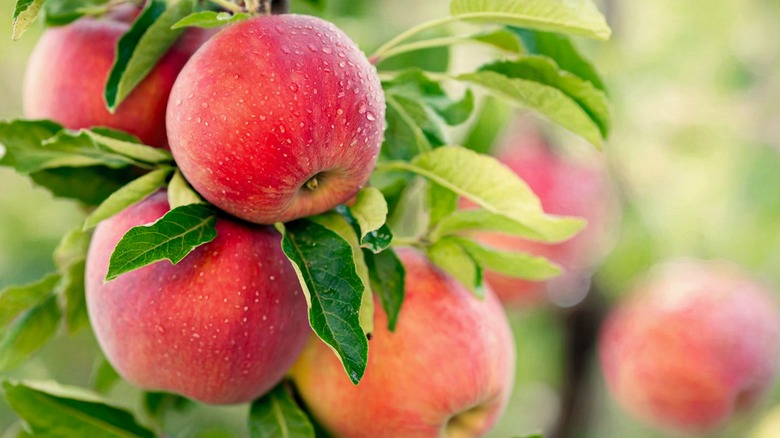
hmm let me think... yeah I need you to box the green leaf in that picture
[363,249,405,332]
[167,169,205,209]
[90,357,120,394]
[336,187,391,253]
[85,168,172,229]
[143,391,193,419]
[171,11,251,29]
[15,129,139,173]
[0,275,59,330]
[480,57,610,136]
[462,95,511,154]
[449,236,561,280]
[427,238,484,297]
[471,28,523,52]
[382,94,434,160]
[105,0,195,111]
[279,220,368,385]
[43,0,109,26]
[427,181,458,229]
[53,228,91,272]
[432,208,579,243]
[0,295,62,371]
[249,383,315,438]
[379,146,585,242]
[384,70,474,125]
[106,204,217,281]
[60,259,89,333]
[30,165,138,206]
[12,0,45,40]
[2,381,155,437]
[457,69,603,148]
[515,28,606,91]
[85,129,174,164]
[450,0,611,40]
[310,214,374,336]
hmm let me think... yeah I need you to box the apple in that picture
[599,260,780,433]
[291,248,515,438]
[84,191,310,404]
[166,14,385,224]
[471,123,616,307]
[23,9,210,148]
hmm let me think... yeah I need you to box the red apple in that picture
[23,10,210,148]
[85,191,310,404]
[166,14,385,224]
[599,260,780,433]
[291,248,515,437]
[471,122,617,307]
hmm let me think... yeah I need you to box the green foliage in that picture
[363,248,405,332]
[450,0,611,40]
[249,383,315,438]
[172,11,251,29]
[12,0,44,39]
[427,237,485,297]
[279,219,368,385]
[167,169,205,208]
[335,187,392,253]
[2,381,155,437]
[106,204,217,281]
[84,167,172,229]
[105,0,195,112]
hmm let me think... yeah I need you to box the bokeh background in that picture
[2,0,780,436]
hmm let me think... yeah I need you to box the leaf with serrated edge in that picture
[2,380,155,437]
[349,187,390,248]
[279,220,368,384]
[480,57,610,137]
[427,238,484,297]
[458,70,603,148]
[105,204,217,281]
[450,0,611,40]
[12,0,44,40]
[0,275,59,330]
[449,236,561,280]
[380,146,584,242]
[310,213,373,336]
[0,295,62,371]
[364,249,405,332]
[172,11,251,29]
[168,169,205,208]
[106,0,195,111]
[249,383,315,438]
[515,28,606,91]
[85,168,172,229]
[427,181,458,228]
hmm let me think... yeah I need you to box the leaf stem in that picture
[370,15,462,64]
[375,35,471,65]
[208,0,243,14]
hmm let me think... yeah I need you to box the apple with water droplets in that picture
[599,260,780,433]
[291,248,515,437]
[85,191,310,404]
[23,7,211,148]
[167,14,385,224]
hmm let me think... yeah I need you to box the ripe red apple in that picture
[85,191,310,404]
[471,123,617,307]
[166,14,385,224]
[291,248,515,437]
[599,260,780,433]
[23,9,210,148]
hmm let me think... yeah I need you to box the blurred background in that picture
[2,0,780,436]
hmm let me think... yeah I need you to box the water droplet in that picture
[175,99,182,106]
[201,103,208,108]
[366,112,376,121]
[290,83,299,92]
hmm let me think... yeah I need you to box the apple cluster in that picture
[22,7,518,436]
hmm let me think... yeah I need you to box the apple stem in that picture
[305,176,319,191]
[370,15,461,64]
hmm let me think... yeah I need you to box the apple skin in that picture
[85,191,310,404]
[472,127,616,307]
[291,248,515,438]
[166,14,385,224]
[599,260,780,433]
[23,12,210,148]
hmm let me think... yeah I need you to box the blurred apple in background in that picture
[291,248,515,438]
[85,192,310,404]
[599,260,780,434]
